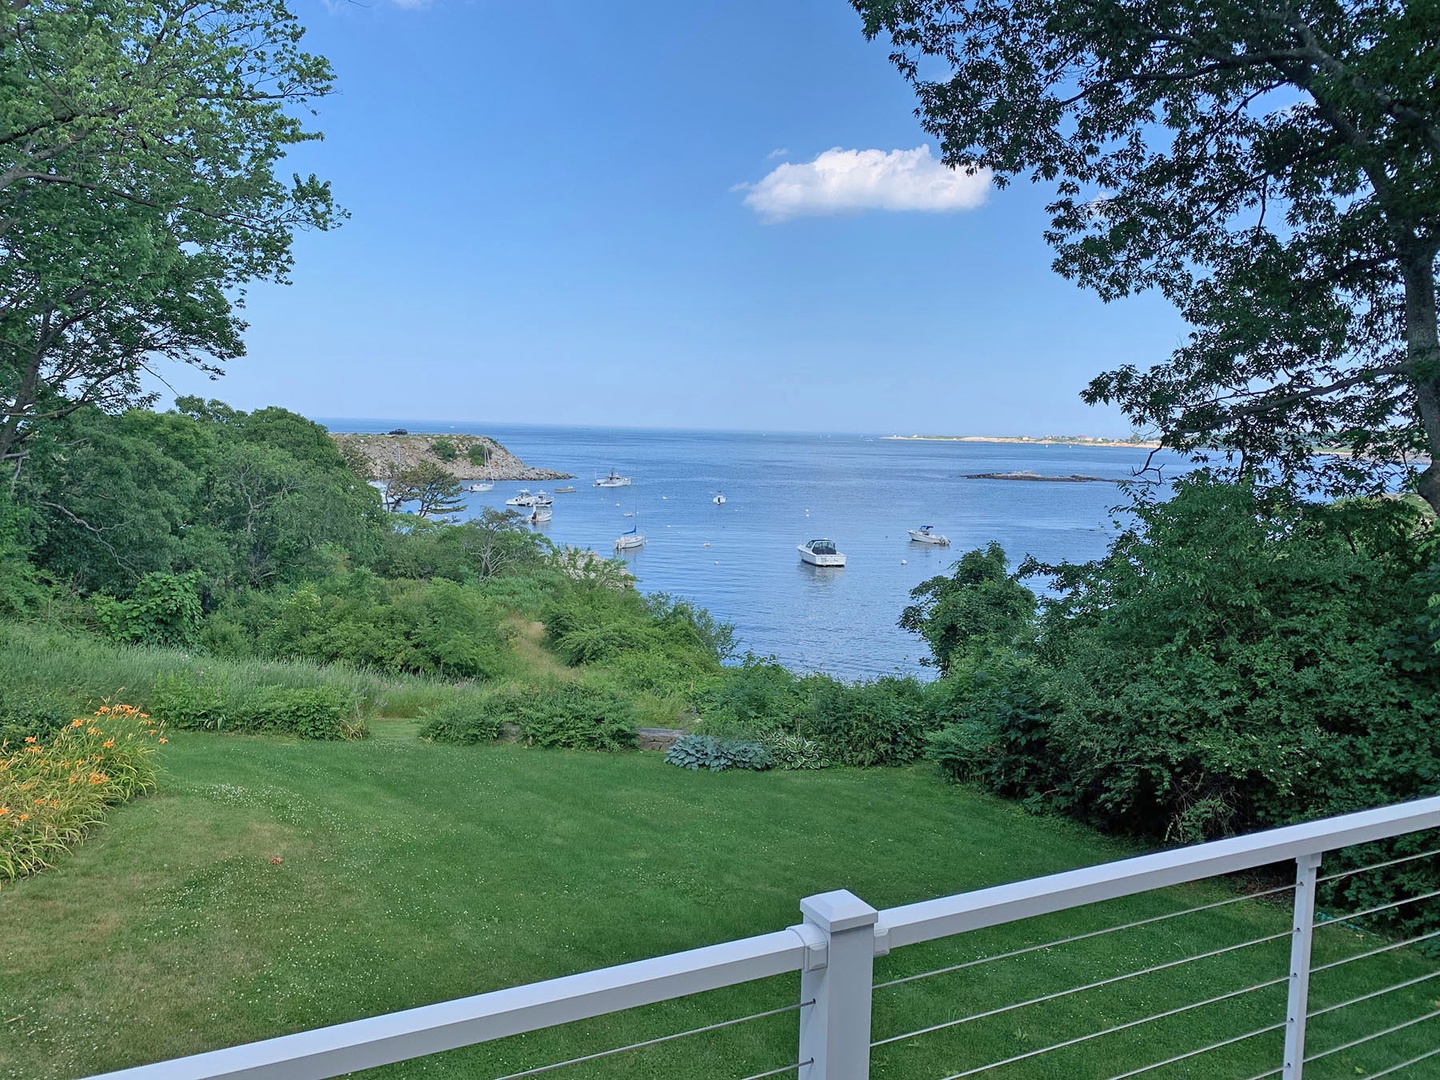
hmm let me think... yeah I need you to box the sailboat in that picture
[614,512,644,551]
[713,492,726,505]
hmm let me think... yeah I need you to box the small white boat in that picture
[614,524,645,551]
[528,506,552,524]
[713,492,726,505]
[505,489,538,507]
[553,486,576,493]
[469,481,494,492]
[594,470,631,488]
[908,525,950,545]
[532,490,554,506]
[798,538,845,567]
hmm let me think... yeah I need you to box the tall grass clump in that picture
[0,704,164,886]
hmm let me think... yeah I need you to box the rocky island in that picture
[963,470,1127,483]
[331,431,573,483]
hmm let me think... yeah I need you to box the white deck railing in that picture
[84,795,1440,1080]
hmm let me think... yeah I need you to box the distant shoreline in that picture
[883,435,1161,449]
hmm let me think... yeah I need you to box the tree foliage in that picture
[0,0,340,469]
[924,478,1440,843]
[899,541,1037,675]
[855,0,1440,507]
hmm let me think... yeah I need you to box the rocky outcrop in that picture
[963,471,1123,483]
[331,432,572,482]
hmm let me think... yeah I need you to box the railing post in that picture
[1283,852,1322,1080]
[797,890,879,1080]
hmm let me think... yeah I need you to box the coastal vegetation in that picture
[3,0,1438,1076]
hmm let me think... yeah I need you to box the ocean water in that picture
[323,421,1180,680]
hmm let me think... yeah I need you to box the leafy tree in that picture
[382,461,466,519]
[899,541,1036,675]
[854,1,1440,507]
[0,0,340,470]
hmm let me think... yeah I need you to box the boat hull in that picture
[614,535,645,551]
[798,545,846,567]
[908,530,950,545]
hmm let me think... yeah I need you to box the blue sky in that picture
[158,0,1189,436]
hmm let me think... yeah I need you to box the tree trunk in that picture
[1404,254,1440,513]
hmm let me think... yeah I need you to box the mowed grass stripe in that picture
[1,729,1434,1079]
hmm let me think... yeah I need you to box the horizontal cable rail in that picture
[871,929,1289,1048]
[1303,1009,1440,1064]
[1364,1044,1440,1078]
[1307,970,1440,1020]
[1318,847,1440,884]
[1314,886,1440,927]
[737,1060,814,1080]
[873,882,1296,990]
[1311,927,1440,972]
[932,973,1291,1079]
[489,1000,813,1080]
[1098,1020,1286,1080]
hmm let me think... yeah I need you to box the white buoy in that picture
[703,542,710,548]
[901,559,908,565]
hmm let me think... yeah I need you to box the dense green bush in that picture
[416,686,519,744]
[430,438,458,462]
[665,734,772,772]
[209,572,513,680]
[801,676,927,767]
[517,682,637,751]
[0,685,79,746]
[94,571,204,648]
[421,679,636,751]
[695,657,807,732]
[150,672,360,738]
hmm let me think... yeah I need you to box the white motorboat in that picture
[713,492,726,505]
[528,506,552,524]
[798,539,845,567]
[532,490,554,506]
[469,481,494,492]
[553,486,577,493]
[908,525,950,545]
[614,524,645,551]
[505,489,538,507]
[594,470,631,488]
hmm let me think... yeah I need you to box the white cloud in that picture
[766,147,790,159]
[738,145,991,223]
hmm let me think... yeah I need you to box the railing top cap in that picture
[801,889,879,932]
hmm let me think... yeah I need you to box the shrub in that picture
[801,676,928,767]
[467,443,489,466]
[1,704,165,887]
[150,672,361,739]
[417,692,510,744]
[0,686,80,746]
[430,437,458,461]
[235,687,359,740]
[93,570,204,648]
[696,657,807,733]
[517,682,636,751]
[421,679,636,751]
[665,734,772,772]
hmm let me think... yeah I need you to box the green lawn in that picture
[1,726,1435,1079]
